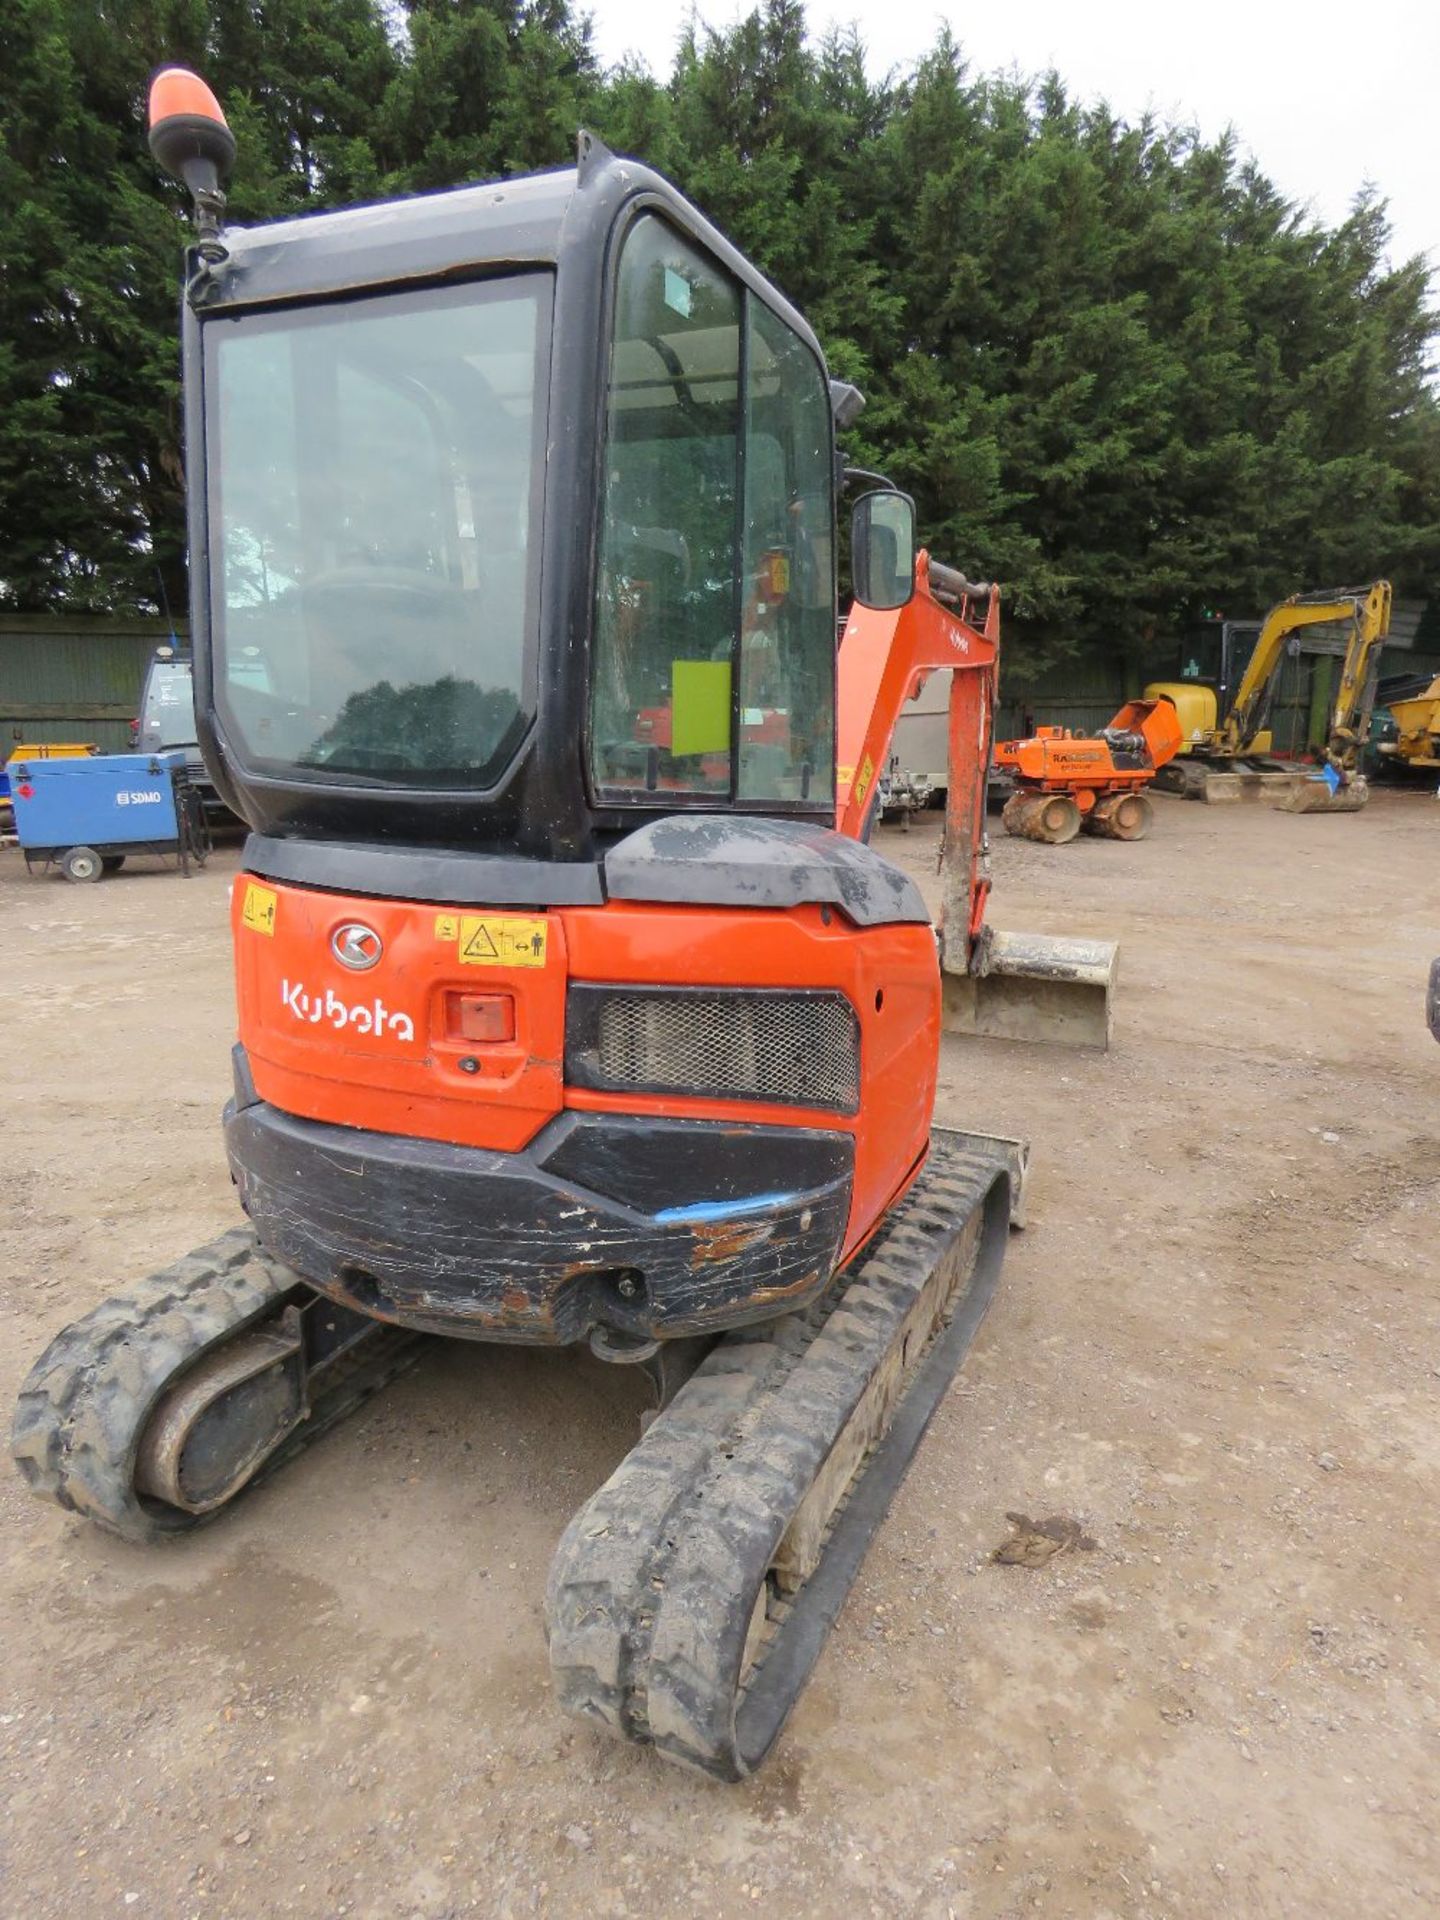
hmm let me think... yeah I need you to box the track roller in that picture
[546,1133,1014,1780]
[1154,759,1212,799]
[1002,790,1082,844]
[12,1229,420,1541]
[1084,791,1154,840]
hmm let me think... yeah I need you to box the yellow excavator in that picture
[1377,674,1440,775]
[1145,581,1392,809]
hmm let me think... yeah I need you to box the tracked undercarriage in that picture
[14,1132,1016,1776]
[12,1230,421,1539]
[548,1132,1013,1777]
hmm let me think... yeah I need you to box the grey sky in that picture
[588,0,1437,279]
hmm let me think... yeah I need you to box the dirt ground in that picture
[1,789,1437,1920]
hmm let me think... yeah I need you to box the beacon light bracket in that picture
[147,67,237,278]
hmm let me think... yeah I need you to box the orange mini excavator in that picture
[13,70,1098,1780]
[995,698,1184,844]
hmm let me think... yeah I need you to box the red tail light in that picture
[447,993,515,1044]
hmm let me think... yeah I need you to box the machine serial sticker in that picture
[854,754,875,805]
[241,883,277,937]
[458,914,548,968]
[434,913,459,941]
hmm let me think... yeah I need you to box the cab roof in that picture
[213,164,578,310]
[196,142,824,369]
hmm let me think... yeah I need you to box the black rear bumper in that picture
[224,1050,853,1345]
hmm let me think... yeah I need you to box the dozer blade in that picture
[1230,769,1315,803]
[936,1125,1030,1227]
[1271,773,1370,814]
[941,927,1117,1050]
[1193,771,1244,803]
[546,1131,1017,1781]
[1164,763,1308,804]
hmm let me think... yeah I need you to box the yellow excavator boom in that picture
[1322,580,1392,771]
[1218,581,1391,758]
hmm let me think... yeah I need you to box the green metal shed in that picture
[0,616,187,756]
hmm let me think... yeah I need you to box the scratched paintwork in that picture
[226,1098,853,1346]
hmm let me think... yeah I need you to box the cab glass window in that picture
[739,301,835,799]
[206,275,548,788]
[590,217,740,797]
[589,215,835,806]
[139,658,198,751]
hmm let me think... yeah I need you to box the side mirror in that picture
[851,491,916,611]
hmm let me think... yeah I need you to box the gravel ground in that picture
[1,788,1436,1919]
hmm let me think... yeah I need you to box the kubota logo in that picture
[331,922,382,970]
[281,979,415,1042]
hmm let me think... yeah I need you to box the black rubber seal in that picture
[243,833,604,907]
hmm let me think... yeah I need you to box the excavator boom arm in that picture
[1224,584,1391,754]
[835,548,1115,1045]
[1324,580,1392,767]
[836,553,999,969]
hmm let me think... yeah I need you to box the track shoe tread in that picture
[12,1230,297,1540]
[547,1137,1013,1779]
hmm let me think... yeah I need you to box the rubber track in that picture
[12,1228,418,1542]
[545,1137,1013,1780]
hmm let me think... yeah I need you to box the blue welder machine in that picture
[9,750,211,882]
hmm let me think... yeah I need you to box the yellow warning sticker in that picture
[434,913,459,942]
[458,914,549,968]
[241,882,277,937]
[853,753,875,806]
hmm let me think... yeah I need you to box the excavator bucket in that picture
[942,928,1118,1050]
[1272,772,1370,814]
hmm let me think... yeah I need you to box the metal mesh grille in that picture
[591,990,860,1112]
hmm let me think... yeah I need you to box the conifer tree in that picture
[0,0,400,613]
[1,0,1435,663]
